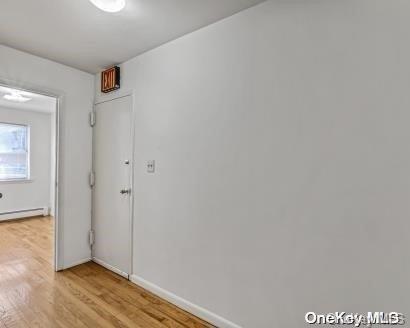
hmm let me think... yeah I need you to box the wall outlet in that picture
[147,160,155,173]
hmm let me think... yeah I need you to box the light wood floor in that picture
[0,216,214,328]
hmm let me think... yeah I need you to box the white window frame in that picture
[0,122,31,182]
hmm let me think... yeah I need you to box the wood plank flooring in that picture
[0,216,214,328]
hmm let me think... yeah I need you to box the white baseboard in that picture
[129,274,242,328]
[92,257,129,279]
[63,257,91,270]
[0,207,48,222]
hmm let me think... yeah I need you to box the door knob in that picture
[120,189,131,194]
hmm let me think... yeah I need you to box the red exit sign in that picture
[101,66,120,93]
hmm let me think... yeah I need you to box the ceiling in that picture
[0,86,56,114]
[0,0,266,74]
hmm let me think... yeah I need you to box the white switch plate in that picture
[147,160,155,173]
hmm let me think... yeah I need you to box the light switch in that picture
[147,160,155,173]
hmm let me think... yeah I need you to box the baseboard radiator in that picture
[0,207,49,221]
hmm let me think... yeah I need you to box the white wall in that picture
[0,107,52,216]
[0,45,94,269]
[50,110,56,216]
[96,1,410,327]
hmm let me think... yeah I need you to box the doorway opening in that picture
[0,84,60,272]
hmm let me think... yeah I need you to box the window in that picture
[0,123,29,180]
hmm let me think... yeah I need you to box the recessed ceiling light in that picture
[88,0,126,13]
[3,93,32,103]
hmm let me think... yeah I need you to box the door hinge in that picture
[90,111,96,127]
[89,230,95,247]
[89,171,95,188]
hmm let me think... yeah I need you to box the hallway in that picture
[0,217,213,328]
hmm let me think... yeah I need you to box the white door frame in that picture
[92,91,135,278]
[0,81,62,271]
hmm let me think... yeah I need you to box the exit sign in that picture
[101,66,120,93]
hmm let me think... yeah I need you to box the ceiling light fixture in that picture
[88,0,126,13]
[3,93,32,103]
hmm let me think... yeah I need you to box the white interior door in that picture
[92,95,133,278]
